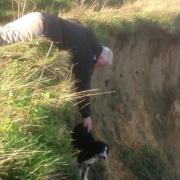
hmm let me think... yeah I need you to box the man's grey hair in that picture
[101,46,113,65]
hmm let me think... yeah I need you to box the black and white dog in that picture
[71,123,110,180]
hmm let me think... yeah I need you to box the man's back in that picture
[55,17,102,118]
[42,14,102,118]
[0,12,102,119]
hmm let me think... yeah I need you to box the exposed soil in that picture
[90,27,180,180]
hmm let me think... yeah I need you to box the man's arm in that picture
[61,21,101,131]
[86,28,102,61]
[73,61,94,131]
[75,79,91,118]
[76,83,93,132]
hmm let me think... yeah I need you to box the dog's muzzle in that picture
[99,153,107,160]
[99,146,108,160]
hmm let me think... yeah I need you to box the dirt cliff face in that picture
[91,28,180,179]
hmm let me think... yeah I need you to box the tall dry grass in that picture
[64,0,180,41]
[0,39,80,179]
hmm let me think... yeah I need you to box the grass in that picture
[0,39,80,180]
[63,0,180,44]
[2,0,180,43]
[1,0,180,179]
[0,0,123,22]
[119,144,178,180]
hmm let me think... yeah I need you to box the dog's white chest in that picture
[84,157,98,165]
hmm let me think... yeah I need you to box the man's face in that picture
[95,55,109,68]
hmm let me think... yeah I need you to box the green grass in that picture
[1,0,180,179]
[0,0,123,23]
[118,144,178,180]
[63,0,180,44]
[0,39,80,180]
[3,0,180,43]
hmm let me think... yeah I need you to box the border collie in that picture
[71,123,110,180]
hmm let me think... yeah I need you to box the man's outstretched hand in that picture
[83,116,92,132]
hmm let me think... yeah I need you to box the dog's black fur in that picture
[71,123,110,163]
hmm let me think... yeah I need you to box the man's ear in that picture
[95,61,100,67]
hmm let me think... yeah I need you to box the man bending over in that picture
[0,12,113,131]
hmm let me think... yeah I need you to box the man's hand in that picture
[83,116,92,132]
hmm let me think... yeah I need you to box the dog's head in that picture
[94,141,110,160]
[72,123,110,163]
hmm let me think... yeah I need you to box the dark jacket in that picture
[42,13,102,118]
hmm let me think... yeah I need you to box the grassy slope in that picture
[1,0,180,179]
[64,0,180,44]
[0,40,80,179]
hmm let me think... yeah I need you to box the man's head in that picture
[96,46,113,67]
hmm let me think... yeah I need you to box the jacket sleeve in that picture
[73,60,94,118]
[75,30,101,118]
[75,76,91,118]
[86,28,102,60]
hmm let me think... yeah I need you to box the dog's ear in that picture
[71,123,96,151]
